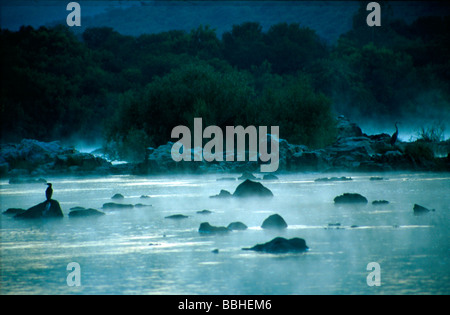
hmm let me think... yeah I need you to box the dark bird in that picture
[45,183,53,201]
[390,122,399,146]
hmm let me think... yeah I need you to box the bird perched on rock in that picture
[390,122,399,146]
[45,183,53,201]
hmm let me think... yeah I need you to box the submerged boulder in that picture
[315,176,352,182]
[15,199,64,219]
[9,177,47,184]
[263,174,279,180]
[334,193,368,204]
[134,203,152,208]
[197,209,213,215]
[69,208,105,217]
[102,202,134,209]
[3,208,26,216]
[198,222,229,234]
[372,200,390,205]
[233,179,273,198]
[243,237,308,254]
[261,214,288,229]
[238,172,257,180]
[165,214,189,219]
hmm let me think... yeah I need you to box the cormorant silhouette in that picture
[46,183,53,201]
[390,122,399,146]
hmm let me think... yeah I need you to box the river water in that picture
[1,172,449,295]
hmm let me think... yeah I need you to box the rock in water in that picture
[102,202,134,209]
[315,176,352,182]
[198,222,229,234]
[111,193,124,200]
[15,199,64,219]
[243,237,308,254]
[3,208,26,216]
[209,190,232,199]
[334,193,368,204]
[69,208,105,217]
[372,200,389,205]
[413,204,434,215]
[165,214,189,219]
[261,214,287,229]
[9,177,47,184]
[227,221,248,231]
[197,209,213,214]
[238,172,257,180]
[263,174,279,180]
[233,179,273,198]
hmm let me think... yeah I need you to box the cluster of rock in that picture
[0,139,112,177]
[1,116,449,178]
[4,199,64,219]
[210,179,273,199]
[136,116,449,174]
[3,176,436,253]
[198,213,308,254]
[243,237,308,254]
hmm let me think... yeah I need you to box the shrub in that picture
[405,141,434,162]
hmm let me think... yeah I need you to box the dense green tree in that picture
[222,22,268,70]
[264,23,328,74]
[1,8,448,161]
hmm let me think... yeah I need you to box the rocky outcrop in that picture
[0,139,112,177]
[2,116,448,177]
[14,199,64,219]
[243,237,308,254]
[336,115,363,138]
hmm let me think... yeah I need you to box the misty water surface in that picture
[1,172,449,294]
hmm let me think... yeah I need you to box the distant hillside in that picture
[2,1,448,43]
[42,1,448,43]
[66,1,359,43]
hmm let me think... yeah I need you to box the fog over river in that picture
[1,172,449,294]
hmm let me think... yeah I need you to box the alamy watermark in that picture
[66,2,81,27]
[65,1,381,27]
[170,118,280,173]
[366,262,381,286]
[66,262,81,287]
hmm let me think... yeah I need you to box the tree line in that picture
[1,3,448,161]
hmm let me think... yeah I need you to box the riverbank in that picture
[1,117,449,179]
